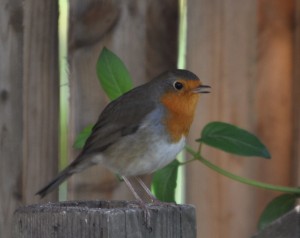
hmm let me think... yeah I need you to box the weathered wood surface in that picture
[1,0,59,237]
[185,0,295,237]
[13,201,196,238]
[67,0,178,200]
[0,1,23,238]
[67,0,122,201]
[252,206,300,238]
[23,0,59,203]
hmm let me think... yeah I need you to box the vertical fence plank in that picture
[67,0,178,200]
[186,1,258,237]
[67,0,123,200]
[0,1,23,237]
[255,0,294,215]
[185,0,294,237]
[293,0,300,185]
[145,0,178,77]
[23,0,59,203]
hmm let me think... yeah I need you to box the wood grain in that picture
[185,0,294,237]
[67,0,121,201]
[255,0,294,216]
[0,1,23,237]
[22,0,59,203]
[252,206,300,238]
[13,201,196,238]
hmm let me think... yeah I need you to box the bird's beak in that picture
[193,84,211,94]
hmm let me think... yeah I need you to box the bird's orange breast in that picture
[161,92,200,142]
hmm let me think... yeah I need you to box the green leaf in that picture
[197,121,271,158]
[74,48,134,150]
[258,193,298,230]
[151,159,180,203]
[96,47,133,100]
[73,125,93,149]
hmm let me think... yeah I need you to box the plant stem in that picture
[185,146,300,194]
[178,158,197,166]
[197,142,202,154]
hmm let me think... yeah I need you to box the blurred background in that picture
[1,0,299,237]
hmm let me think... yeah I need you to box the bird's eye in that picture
[173,81,184,90]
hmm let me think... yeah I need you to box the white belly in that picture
[91,136,186,176]
[121,136,186,176]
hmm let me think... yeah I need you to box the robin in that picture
[37,69,210,202]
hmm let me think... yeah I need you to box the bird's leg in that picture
[122,176,145,202]
[122,176,152,229]
[136,177,177,206]
[135,177,158,203]
[122,176,154,203]
[123,176,175,206]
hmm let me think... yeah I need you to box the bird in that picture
[36,69,210,202]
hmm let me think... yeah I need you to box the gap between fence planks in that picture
[13,201,196,238]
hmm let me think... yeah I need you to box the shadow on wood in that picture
[12,200,196,238]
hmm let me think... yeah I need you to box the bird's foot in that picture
[149,198,177,207]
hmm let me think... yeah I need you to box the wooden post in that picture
[13,201,196,238]
[252,206,300,238]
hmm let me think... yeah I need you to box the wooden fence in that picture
[1,0,299,237]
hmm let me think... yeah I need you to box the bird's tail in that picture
[36,167,74,198]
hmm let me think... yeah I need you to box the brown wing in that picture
[80,87,157,156]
